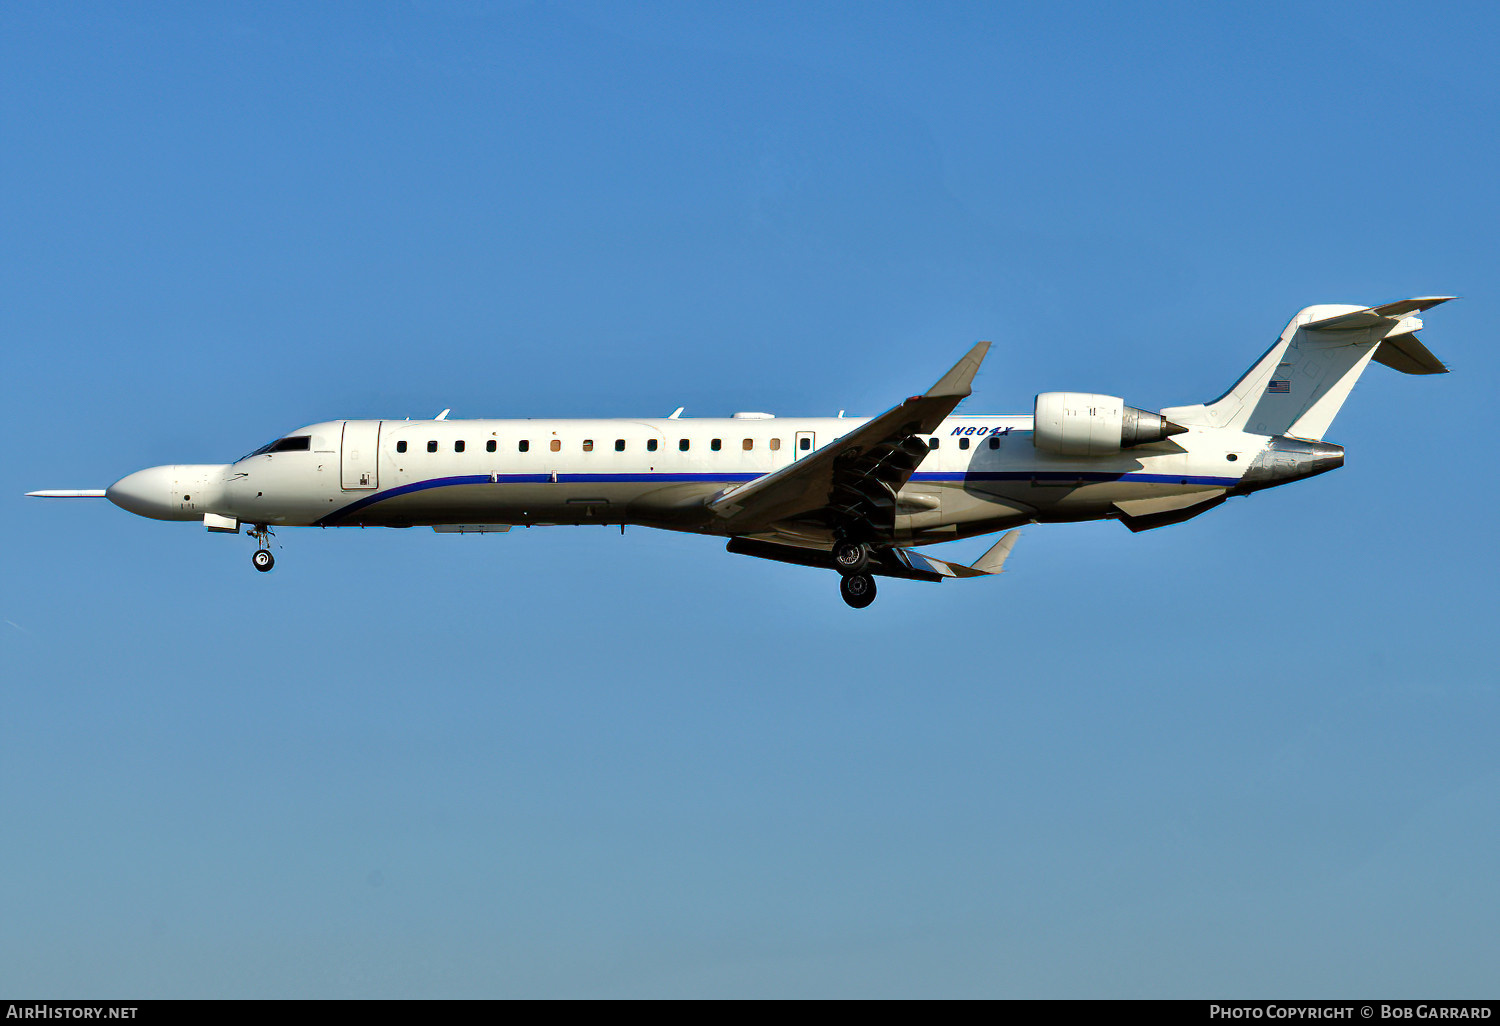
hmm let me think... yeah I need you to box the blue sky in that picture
[2,0,1496,998]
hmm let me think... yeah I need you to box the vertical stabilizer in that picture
[1163,298,1452,440]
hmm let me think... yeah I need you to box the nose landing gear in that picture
[248,524,275,572]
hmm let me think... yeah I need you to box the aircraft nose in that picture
[106,466,179,520]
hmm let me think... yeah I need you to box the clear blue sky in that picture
[3,0,1496,998]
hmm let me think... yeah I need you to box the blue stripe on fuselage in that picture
[315,470,1241,526]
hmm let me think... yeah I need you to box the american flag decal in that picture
[1267,380,1291,394]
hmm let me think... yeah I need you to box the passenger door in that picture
[341,421,381,490]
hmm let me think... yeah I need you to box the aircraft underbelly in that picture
[321,478,725,527]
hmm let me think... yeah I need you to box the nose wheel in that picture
[839,573,877,608]
[248,524,276,572]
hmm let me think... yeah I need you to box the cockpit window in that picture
[241,435,311,460]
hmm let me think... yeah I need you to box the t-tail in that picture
[1162,297,1454,440]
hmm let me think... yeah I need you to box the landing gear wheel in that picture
[252,549,275,572]
[833,539,873,576]
[839,573,877,609]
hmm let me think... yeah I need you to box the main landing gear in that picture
[248,524,275,572]
[833,537,878,608]
[839,573,877,609]
[832,539,874,575]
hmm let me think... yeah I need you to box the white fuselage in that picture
[107,413,1268,547]
[47,296,1442,603]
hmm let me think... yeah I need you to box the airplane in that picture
[29,297,1451,608]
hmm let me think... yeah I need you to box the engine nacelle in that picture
[1033,392,1186,456]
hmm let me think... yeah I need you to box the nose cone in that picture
[107,466,178,519]
[107,465,229,521]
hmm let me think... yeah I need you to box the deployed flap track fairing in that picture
[28,297,1452,607]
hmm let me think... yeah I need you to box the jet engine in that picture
[1033,392,1186,456]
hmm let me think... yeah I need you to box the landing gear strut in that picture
[839,573,877,609]
[248,524,275,572]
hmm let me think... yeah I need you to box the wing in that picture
[727,529,1020,580]
[706,341,990,534]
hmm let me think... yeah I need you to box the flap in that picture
[1113,489,1227,518]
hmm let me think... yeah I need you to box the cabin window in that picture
[582,439,594,452]
[455,440,465,453]
[799,437,811,451]
[486,440,496,453]
[710,438,722,451]
[769,438,781,451]
[519,440,529,453]
[427,440,438,453]
[396,440,407,454]
[988,436,1000,450]
[647,439,659,452]
[742,438,753,451]
[679,439,690,451]
[927,438,939,450]
[550,439,561,452]
[615,439,626,452]
[959,437,970,450]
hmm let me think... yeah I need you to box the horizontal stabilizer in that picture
[26,490,107,498]
[1302,296,1454,332]
[1373,333,1448,375]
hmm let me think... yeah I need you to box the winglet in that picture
[925,340,991,399]
[911,529,1021,578]
[971,528,1020,574]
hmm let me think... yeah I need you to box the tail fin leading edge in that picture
[1163,297,1453,441]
